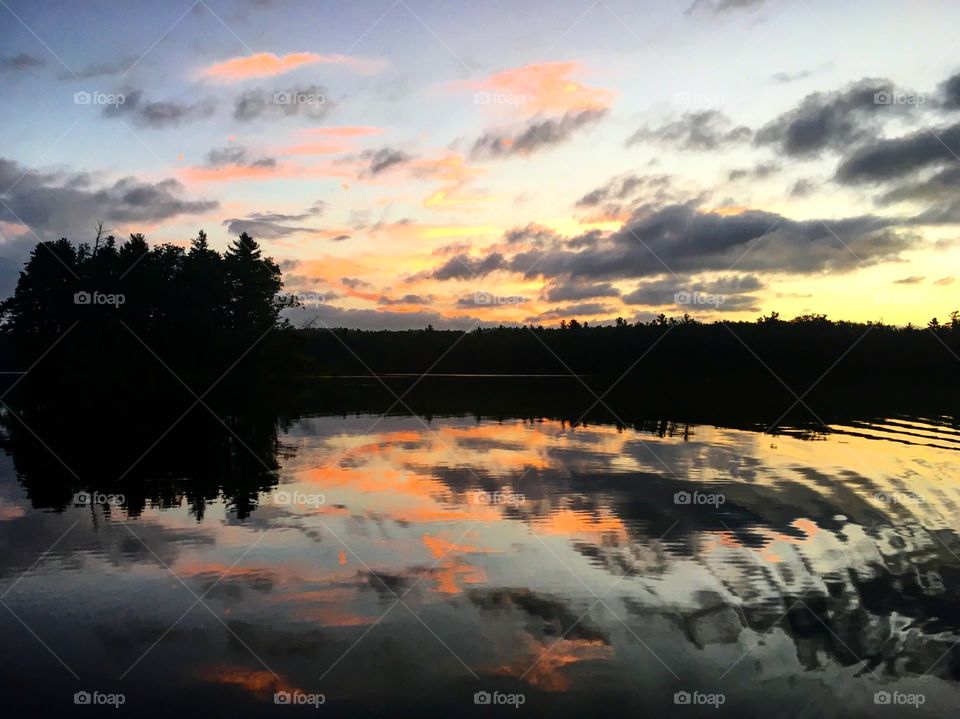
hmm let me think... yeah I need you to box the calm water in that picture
[2,399,960,716]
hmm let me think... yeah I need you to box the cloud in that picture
[772,69,814,84]
[102,89,216,128]
[0,157,217,241]
[626,110,751,150]
[934,276,955,286]
[754,78,914,156]
[525,302,613,322]
[221,201,325,239]
[576,174,673,207]
[1,53,45,71]
[727,162,779,181]
[427,253,507,281]
[686,0,767,13]
[836,121,960,184]
[359,147,412,176]
[378,294,433,305]
[472,109,607,158]
[893,275,924,284]
[200,52,380,82]
[58,56,135,80]
[622,274,763,312]
[341,277,371,290]
[457,61,613,116]
[233,85,332,122]
[542,281,621,302]
[422,203,914,283]
[939,70,960,109]
[205,144,277,168]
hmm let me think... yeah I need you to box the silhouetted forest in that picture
[1,230,958,401]
[298,312,960,391]
[0,228,297,399]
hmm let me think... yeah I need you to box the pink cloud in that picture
[200,52,383,82]
[455,61,614,115]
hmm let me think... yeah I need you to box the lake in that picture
[1,381,958,717]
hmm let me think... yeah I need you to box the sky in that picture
[1,0,959,329]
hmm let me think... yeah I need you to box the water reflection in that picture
[1,394,959,716]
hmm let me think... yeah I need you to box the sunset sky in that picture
[2,0,959,328]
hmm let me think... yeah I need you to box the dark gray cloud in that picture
[772,69,814,84]
[790,178,816,197]
[836,122,960,184]
[204,144,277,169]
[687,0,767,13]
[502,224,564,247]
[524,302,613,322]
[0,158,217,240]
[58,57,135,81]
[423,202,913,283]
[878,164,960,205]
[622,274,763,312]
[755,78,916,156]
[939,71,960,109]
[627,110,751,151]
[378,294,432,305]
[359,147,411,176]
[329,234,350,242]
[233,84,331,122]
[727,162,779,181]
[472,109,607,158]
[576,173,674,208]
[426,252,507,281]
[341,277,371,289]
[221,201,324,239]
[1,53,45,71]
[102,89,216,128]
[542,280,620,302]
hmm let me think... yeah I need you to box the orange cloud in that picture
[301,126,385,138]
[457,61,614,115]
[200,52,383,81]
